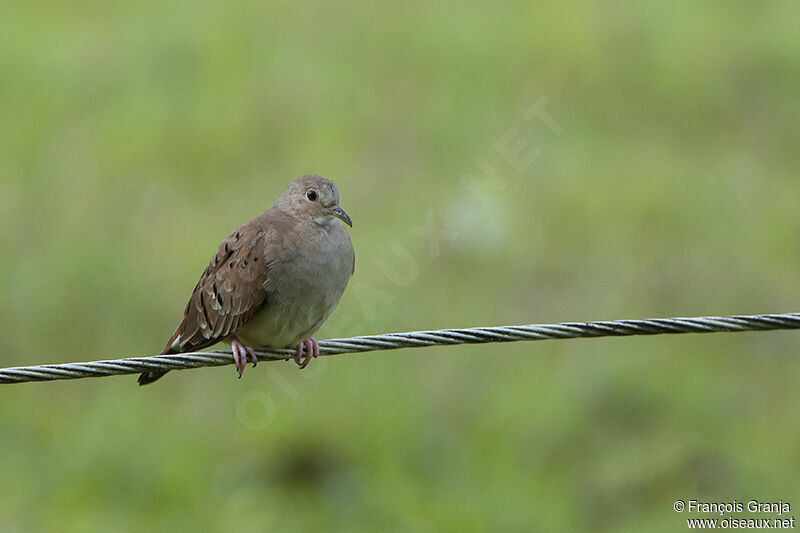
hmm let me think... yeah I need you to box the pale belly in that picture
[234,232,352,348]
[235,294,336,348]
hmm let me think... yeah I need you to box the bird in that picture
[138,174,354,385]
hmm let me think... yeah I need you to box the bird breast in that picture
[235,222,353,348]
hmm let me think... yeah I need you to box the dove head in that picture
[277,174,352,228]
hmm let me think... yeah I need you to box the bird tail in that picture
[137,369,168,386]
[137,343,176,386]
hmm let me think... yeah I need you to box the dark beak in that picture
[331,205,352,227]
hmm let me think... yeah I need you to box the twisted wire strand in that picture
[2,312,799,384]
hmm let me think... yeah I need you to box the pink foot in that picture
[230,336,258,378]
[294,338,320,369]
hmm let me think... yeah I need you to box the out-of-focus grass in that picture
[1,2,799,531]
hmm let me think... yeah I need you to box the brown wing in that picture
[162,219,271,354]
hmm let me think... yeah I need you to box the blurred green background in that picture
[2,1,800,531]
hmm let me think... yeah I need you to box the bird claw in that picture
[231,337,258,378]
[294,338,319,369]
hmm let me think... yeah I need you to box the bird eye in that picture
[306,189,318,201]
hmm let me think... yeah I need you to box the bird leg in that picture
[294,337,320,369]
[230,336,258,378]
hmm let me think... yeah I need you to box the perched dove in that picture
[138,175,354,385]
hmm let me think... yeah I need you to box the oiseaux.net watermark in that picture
[675,499,795,529]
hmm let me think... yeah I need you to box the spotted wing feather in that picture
[138,220,272,385]
[165,223,271,353]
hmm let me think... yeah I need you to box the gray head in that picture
[275,174,352,228]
